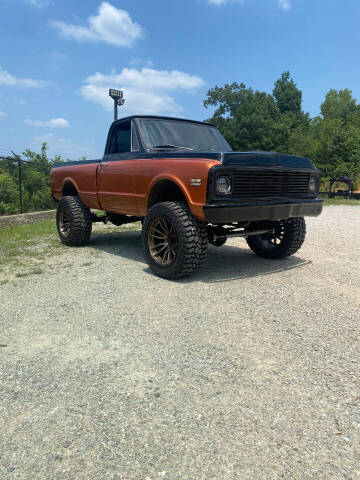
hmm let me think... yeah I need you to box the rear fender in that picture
[62,178,80,196]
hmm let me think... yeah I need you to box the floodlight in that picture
[109,88,125,121]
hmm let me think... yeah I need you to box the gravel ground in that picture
[1,206,360,480]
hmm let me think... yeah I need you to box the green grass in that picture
[80,262,92,267]
[0,219,61,272]
[15,271,30,278]
[321,197,360,206]
[0,219,56,242]
[0,216,140,282]
[15,268,44,278]
[31,268,44,275]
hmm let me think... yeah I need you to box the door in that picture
[97,120,140,214]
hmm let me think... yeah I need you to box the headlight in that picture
[309,176,318,194]
[216,176,232,195]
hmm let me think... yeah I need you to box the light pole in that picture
[109,89,125,121]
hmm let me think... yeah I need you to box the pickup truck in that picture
[50,115,323,279]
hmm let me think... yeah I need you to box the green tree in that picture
[204,72,310,153]
[204,74,360,182]
[310,89,360,178]
[320,89,360,123]
[23,142,52,177]
[273,70,302,115]
[204,81,286,152]
[0,172,18,214]
[0,143,64,215]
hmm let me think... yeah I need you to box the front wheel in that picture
[246,217,306,259]
[142,202,208,279]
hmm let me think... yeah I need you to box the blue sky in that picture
[0,0,359,159]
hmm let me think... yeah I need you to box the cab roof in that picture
[111,115,215,128]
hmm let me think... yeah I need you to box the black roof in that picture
[112,115,215,128]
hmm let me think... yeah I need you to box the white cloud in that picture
[0,110,7,117]
[80,67,205,116]
[25,118,70,128]
[0,67,49,89]
[50,2,143,47]
[278,0,291,10]
[30,133,99,159]
[26,0,51,7]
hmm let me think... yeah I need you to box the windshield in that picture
[138,119,232,152]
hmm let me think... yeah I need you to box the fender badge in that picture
[190,179,202,186]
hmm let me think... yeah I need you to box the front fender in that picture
[145,173,207,221]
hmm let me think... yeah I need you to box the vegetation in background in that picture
[204,71,360,189]
[321,197,360,206]
[0,143,64,215]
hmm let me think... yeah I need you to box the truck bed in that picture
[51,161,101,210]
[53,159,101,168]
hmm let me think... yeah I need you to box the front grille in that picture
[231,170,310,197]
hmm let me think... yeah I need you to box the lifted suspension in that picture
[91,212,142,226]
[208,222,274,246]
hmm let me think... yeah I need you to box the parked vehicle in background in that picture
[326,175,360,200]
[50,115,323,279]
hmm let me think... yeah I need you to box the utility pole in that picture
[12,152,23,214]
[109,89,125,121]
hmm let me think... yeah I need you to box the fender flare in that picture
[62,177,80,196]
[146,174,193,207]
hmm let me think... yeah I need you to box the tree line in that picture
[1,71,359,215]
[204,71,360,187]
[0,144,61,215]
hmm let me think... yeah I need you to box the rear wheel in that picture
[142,201,207,279]
[246,217,306,259]
[56,196,92,246]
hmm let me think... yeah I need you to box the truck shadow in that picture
[90,230,311,283]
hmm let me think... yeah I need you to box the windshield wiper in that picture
[149,144,194,151]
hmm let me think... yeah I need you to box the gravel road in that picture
[1,206,360,479]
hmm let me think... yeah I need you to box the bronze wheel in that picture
[148,216,178,266]
[59,209,71,237]
[142,201,208,279]
[56,196,92,246]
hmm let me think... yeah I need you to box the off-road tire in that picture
[246,217,306,259]
[56,196,92,246]
[142,201,208,279]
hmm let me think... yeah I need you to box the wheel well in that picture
[148,180,187,209]
[62,181,78,197]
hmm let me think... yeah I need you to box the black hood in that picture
[220,152,314,169]
[52,150,315,170]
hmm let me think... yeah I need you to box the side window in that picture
[108,121,131,154]
[131,123,140,152]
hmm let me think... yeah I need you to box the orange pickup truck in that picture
[50,115,323,279]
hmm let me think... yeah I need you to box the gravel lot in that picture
[1,206,360,480]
